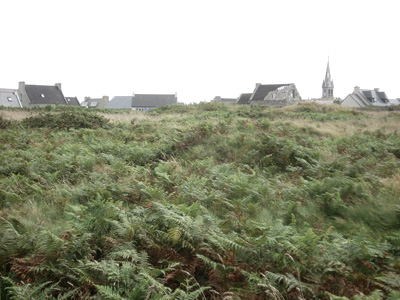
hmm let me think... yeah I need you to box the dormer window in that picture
[41,94,45,98]
[7,97,12,102]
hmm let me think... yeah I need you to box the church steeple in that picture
[322,59,334,98]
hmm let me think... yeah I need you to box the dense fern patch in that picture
[0,115,13,129]
[0,104,400,299]
[21,110,111,130]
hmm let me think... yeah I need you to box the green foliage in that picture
[22,110,111,130]
[0,104,399,299]
[0,115,13,129]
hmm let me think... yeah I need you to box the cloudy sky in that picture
[1,0,399,103]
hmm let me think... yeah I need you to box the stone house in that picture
[105,93,177,110]
[81,96,109,108]
[17,82,75,107]
[0,89,22,108]
[341,87,391,108]
[248,83,301,107]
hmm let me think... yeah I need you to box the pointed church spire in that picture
[326,59,331,79]
[322,58,334,98]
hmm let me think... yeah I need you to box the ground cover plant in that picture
[0,104,400,299]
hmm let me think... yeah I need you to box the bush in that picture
[0,115,12,129]
[22,111,111,130]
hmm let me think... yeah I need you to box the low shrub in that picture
[0,115,12,129]
[22,111,111,130]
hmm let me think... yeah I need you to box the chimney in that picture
[103,96,109,101]
[174,92,177,98]
[55,83,62,91]
[84,96,91,100]
[19,81,25,91]
[132,92,135,97]
[374,88,380,92]
[354,86,360,93]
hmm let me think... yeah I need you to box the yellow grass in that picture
[0,110,38,120]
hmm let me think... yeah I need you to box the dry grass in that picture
[0,110,39,120]
[2,106,400,138]
[381,173,400,196]
[282,104,400,137]
[1,109,169,124]
[98,111,165,123]
[343,111,400,135]
[284,117,400,138]
[99,111,142,123]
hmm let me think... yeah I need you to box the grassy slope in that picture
[1,103,400,300]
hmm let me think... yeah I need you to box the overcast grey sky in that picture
[1,0,399,103]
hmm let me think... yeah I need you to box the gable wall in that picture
[0,90,22,107]
[341,95,362,108]
[17,83,30,107]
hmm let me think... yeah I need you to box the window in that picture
[7,97,12,102]
[41,94,45,98]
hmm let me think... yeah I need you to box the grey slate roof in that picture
[237,93,252,105]
[104,94,177,109]
[132,94,177,107]
[362,90,374,103]
[65,97,80,106]
[25,85,67,105]
[250,84,289,101]
[360,89,389,106]
[376,92,389,103]
[105,96,133,109]
[0,89,21,108]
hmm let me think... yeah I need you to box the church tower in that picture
[322,59,334,98]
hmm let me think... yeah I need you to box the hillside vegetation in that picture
[1,103,400,300]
